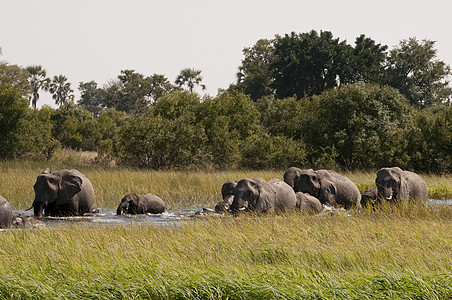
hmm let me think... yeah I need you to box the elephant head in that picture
[295,169,322,197]
[230,178,271,212]
[283,167,303,189]
[32,168,82,217]
[116,194,140,215]
[376,167,407,201]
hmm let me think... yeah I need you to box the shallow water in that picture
[13,207,219,227]
[11,199,451,228]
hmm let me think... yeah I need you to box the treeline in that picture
[0,31,451,173]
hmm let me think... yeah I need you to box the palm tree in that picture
[175,68,206,93]
[49,75,74,106]
[26,65,50,109]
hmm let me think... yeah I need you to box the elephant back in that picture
[0,196,12,228]
[404,171,428,201]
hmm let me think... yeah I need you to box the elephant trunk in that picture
[116,202,128,215]
[33,201,46,217]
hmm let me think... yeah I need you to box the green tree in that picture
[78,80,104,116]
[49,75,74,106]
[200,92,261,168]
[175,68,206,93]
[240,132,306,169]
[304,82,413,169]
[406,106,452,172]
[147,74,178,104]
[236,39,274,100]
[271,30,354,99]
[352,34,388,83]
[386,38,452,108]
[0,63,31,97]
[0,84,29,158]
[26,65,50,109]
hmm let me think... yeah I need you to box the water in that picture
[11,200,451,228]
[12,207,220,228]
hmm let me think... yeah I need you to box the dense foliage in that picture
[0,30,451,172]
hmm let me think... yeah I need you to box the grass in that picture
[0,159,451,299]
[0,207,451,299]
[1,160,451,210]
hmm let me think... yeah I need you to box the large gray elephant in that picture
[294,169,361,210]
[215,180,238,213]
[295,192,323,215]
[376,167,428,202]
[230,178,297,213]
[31,168,94,217]
[0,196,12,228]
[117,193,165,215]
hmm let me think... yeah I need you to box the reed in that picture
[0,205,450,299]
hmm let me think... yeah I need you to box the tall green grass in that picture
[0,206,451,299]
[0,160,451,298]
[1,160,451,210]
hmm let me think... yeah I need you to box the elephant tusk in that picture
[239,207,247,211]
[386,195,392,201]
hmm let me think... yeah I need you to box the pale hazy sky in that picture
[1,0,451,107]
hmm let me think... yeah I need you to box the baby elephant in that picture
[295,192,323,215]
[215,180,238,213]
[116,193,165,215]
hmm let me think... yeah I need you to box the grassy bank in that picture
[0,205,451,299]
[1,160,451,210]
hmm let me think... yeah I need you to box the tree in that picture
[78,81,105,116]
[236,39,274,100]
[304,83,414,169]
[0,84,29,158]
[271,30,354,99]
[386,38,452,108]
[26,65,50,109]
[352,34,388,83]
[0,63,31,97]
[175,68,206,93]
[49,75,74,106]
[147,74,178,104]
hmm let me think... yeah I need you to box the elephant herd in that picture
[0,166,429,228]
[214,166,429,215]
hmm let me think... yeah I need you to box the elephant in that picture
[215,180,238,213]
[117,193,165,215]
[0,196,12,228]
[295,192,323,215]
[31,168,94,217]
[376,167,428,202]
[361,186,378,207]
[283,167,303,189]
[294,169,361,210]
[12,214,46,228]
[230,178,297,213]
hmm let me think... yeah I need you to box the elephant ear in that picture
[61,174,82,198]
[255,179,275,213]
[398,170,408,198]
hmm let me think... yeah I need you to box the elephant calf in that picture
[361,186,378,207]
[117,193,165,215]
[295,192,323,215]
[215,180,238,213]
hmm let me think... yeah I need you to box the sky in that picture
[1,0,452,108]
